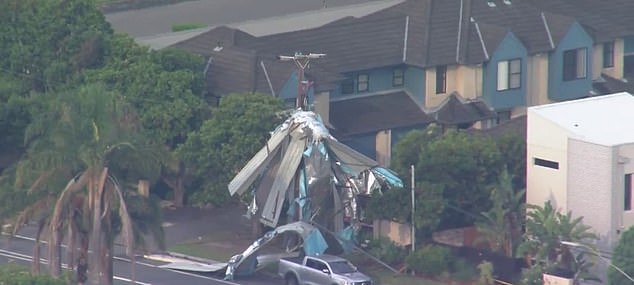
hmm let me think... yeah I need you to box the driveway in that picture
[106,0,377,37]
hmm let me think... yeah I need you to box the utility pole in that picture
[277,52,326,110]
[410,164,416,276]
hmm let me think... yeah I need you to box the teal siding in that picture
[278,71,315,106]
[342,134,376,160]
[403,66,425,104]
[330,65,423,100]
[625,36,634,55]
[548,22,593,101]
[482,32,528,110]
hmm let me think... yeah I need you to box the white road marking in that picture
[0,249,151,285]
[7,233,241,285]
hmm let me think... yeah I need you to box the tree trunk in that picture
[163,161,187,207]
[89,168,108,285]
[77,234,89,285]
[48,222,63,277]
[67,222,76,273]
[32,219,46,274]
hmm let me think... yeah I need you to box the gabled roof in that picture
[466,21,509,64]
[529,92,634,146]
[329,91,434,137]
[527,0,634,42]
[430,92,497,125]
[470,0,575,54]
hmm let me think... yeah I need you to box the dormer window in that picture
[563,48,587,81]
[497,58,521,91]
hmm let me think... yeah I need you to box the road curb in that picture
[144,251,226,265]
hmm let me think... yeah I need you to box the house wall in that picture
[592,39,625,80]
[526,53,551,106]
[313,91,330,125]
[425,65,453,108]
[342,133,376,160]
[403,66,426,104]
[330,65,423,100]
[375,130,391,167]
[424,64,483,109]
[278,71,315,105]
[548,22,594,102]
[618,143,634,236]
[482,32,529,110]
[566,138,616,247]
[624,36,634,55]
[526,109,570,210]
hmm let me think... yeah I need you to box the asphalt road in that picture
[0,230,280,285]
[105,0,377,37]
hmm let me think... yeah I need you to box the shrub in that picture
[171,23,207,32]
[367,237,408,265]
[452,257,477,281]
[406,244,451,276]
[476,261,495,285]
[0,263,68,285]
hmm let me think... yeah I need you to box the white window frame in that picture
[497,58,521,91]
[357,74,369,92]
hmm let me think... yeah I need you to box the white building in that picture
[527,92,634,248]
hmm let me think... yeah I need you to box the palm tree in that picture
[517,201,598,283]
[14,84,163,284]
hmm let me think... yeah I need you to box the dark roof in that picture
[170,26,256,56]
[466,22,509,64]
[592,74,634,95]
[527,0,634,42]
[431,92,496,125]
[468,115,527,140]
[242,14,408,73]
[329,91,434,137]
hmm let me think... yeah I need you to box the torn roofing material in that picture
[227,110,404,230]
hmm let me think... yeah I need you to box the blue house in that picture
[169,0,634,166]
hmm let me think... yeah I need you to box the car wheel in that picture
[285,274,299,285]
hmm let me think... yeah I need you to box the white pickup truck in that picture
[278,254,373,285]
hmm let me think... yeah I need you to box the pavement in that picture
[105,0,378,37]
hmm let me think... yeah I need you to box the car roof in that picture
[306,254,347,263]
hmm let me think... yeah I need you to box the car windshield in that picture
[329,261,356,274]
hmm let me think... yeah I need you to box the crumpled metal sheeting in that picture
[326,138,378,176]
[224,222,327,280]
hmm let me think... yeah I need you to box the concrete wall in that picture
[567,138,615,247]
[526,109,570,210]
[619,143,634,235]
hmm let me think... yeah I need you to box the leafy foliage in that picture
[517,201,598,284]
[476,261,495,285]
[475,169,525,257]
[367,237,408,265]
[177,93,285,206]
[609,226,634,284]
[405,244,452,276]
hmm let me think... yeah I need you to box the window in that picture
[626,174,632,211]
[392,68,404,87]
[603,41,615,68]
[497,59,521,90]
[357,74,369,92]
[435,65,447,94]
[563,48,587,81]
[341,78,354,94]
[534,158,559,169]
[306,258,328,272]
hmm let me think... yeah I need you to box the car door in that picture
[303,258,333,285]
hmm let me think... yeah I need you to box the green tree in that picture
[14,84,163,284]
[517,201,598,284]
[609,226,634,284]
[475,169,525,257]
[417,130,504,229]
[178,93,285,206]
[85,39,209,207]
